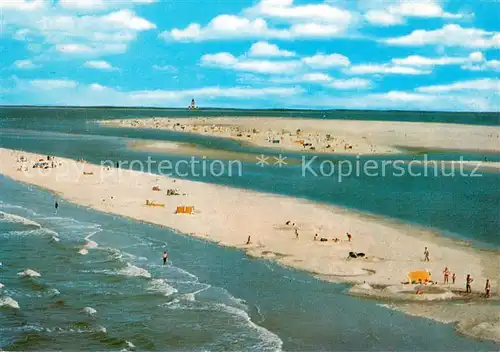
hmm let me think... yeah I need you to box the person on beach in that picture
[452,273,456,284]
[466,274,473,293]
[295,228,299,239]
[443,267,450,284]
[424,247,430,262]
[485,279,491,298]
[346,233,352,242]
[162,251,168,265]
[246,236,251,245]
[314,234,318,241]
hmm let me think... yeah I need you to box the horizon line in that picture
[0,104,498,115]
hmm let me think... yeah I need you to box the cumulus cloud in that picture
[161,0,353,42]
[58,0,157,11]
[270,73,372,90]
[12,59,40,69]
[392,52,484,66]
[346,64,431,75]
[416,78,500,93]
[201,52,301,74]
[30,79,78,89]
[248,41,295,57]
[384,24,500,49]
[83,60,118,70]
[302,53,350,68]
[3,3,156,58]
[365,0,464,26]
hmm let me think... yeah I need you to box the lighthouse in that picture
[188,98,198,110]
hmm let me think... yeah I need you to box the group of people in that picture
[443,267,492,297]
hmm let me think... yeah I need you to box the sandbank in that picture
[0,147,499,342]
[100,117,500,156]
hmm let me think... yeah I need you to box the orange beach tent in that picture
[175,206,194,214]
[408,270,431,283]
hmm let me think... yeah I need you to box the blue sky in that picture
[0,0,499,111]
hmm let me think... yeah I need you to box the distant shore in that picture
[100,117,500,156]
[0,147,499,343]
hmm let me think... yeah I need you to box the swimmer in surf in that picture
[162,251,168,265]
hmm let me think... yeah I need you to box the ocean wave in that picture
[82,307,97,316]
[147,279,178,297]
[17,269,41,278]
[0,296,20,309]
[117,263,152,279]
[162,299,282,351]
[0,211,41,228]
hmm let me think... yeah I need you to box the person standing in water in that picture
[55,201,59,215]
[162,251,168,265]
[424,247,430,262]
[452,273,456,284]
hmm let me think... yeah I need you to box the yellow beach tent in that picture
[408,270,431,283]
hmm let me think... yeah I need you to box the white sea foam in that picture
[79,248,89,255]
[118,263,152,279]
[125,341,135,348]
[0,296,20,309]
[82,307,97,316]
[0,211,41,228]
[212,303,283,351]
[147,279,178,296]
[18,268,41,277]
[0,283,3,289]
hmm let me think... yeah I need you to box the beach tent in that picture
[408,270,431,283]
[175,206,194,214]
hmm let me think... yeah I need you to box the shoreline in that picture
[100,117,500,156]
[0,147,499,343]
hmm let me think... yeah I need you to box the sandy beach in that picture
[0,147,499,342]
[101,117,500,156]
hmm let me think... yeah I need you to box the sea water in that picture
[1,176,498,351]
[0,107,499,350]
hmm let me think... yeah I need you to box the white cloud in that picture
[89,83,111,91]
[56,43,127,55]
[131,86,303,101]
[3,4,156,58]
[246,0,352,25]
[346,64,431,75]
[385,24,500,49]
[248,41,295,57]
[12,59,40,69]
[301,73,333,83]
[270,73,371,90]
[58,0,157,11]
[30,79,78,89]
[201,52,238,66]
[364,11,403,26]
[161,0,353,42]
[328,78,372,90]
[83,60,118,70]
[365,0,464,26]
[0,0,44,11]
[302,53,350,68]
[462,59,500,72]
[201,52,301,74]
[392,52,484,66]
[416,78,500,93]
